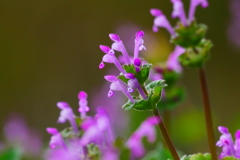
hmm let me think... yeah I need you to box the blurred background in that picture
[0,0,240,156]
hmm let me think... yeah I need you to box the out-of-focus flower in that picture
[150,0,209,33]
[126,116,160,158]
[216,126,240,159]
[166,46,185,73]
[57,102,78,133]
[228,0,240,48]
[3,114,42,156]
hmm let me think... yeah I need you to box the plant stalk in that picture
[141,85,179,160]
[152,108,180,160]
[199,67,217,160]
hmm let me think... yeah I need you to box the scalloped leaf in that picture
[142,145,173,160]
[181,153,211,160]
[122,80,167,111]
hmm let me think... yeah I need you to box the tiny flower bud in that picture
[124,73,135,79]
[109,34,121,42]
[134,58,142,66]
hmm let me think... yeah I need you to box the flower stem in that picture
[199,67,217,160]
[141,85,179,160]
[152,108,180,160]
[164,110,171,135]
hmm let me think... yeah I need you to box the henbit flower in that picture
[99,45,127,74]
[124,73,147,99]
[150,8,175,35]
[134,31,146,59]
[216,126,236,159]
[3,115,42,156]
[95,107,115,145]
[126,116,160,158]
[151,0,209,32]
[78,91,90,119]
[166,45,185,73]
[188,0,209,23]
[80,117,105,147]
[171,0,187,26]
[104,75,135,103]
[109,34,131,65]
[234,130,240,158]
[46,128,67,150]
[134,58,142,73]
[57,102,78,133]
[44,140,84,160]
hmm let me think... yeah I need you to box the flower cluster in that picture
[45,91,160,160]
[216,126,240,159]
[150,0,212,68]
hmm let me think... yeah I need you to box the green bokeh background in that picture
[0,0,239,155]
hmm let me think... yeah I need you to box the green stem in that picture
[152,108,180,160]
[199,67,217,160]
[141,85,179,160]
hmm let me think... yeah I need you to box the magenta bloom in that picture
[57,102,78,133]
[150,0,209,33]
[78,91,90,119]
[216,126,240,159]
[104,75,135,103]
[126,116,160,158]
[46,128,67,150]
[3,115,42,156]
[166,45,185,73]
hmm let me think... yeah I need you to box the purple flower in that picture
[188,0,209,23]
[216,126,240,159]
[44,139,83,160]
[171,0,187,26]
[150,0,209,33]
[99,45,126,74]
[126,116,160,158]
[166,46,185,73]
[134,31,146,59]
[78,91,90,119]
[46,128,67,150]
[57,102,78,133]
[227,0,240,48]
[150,8,175,34]
[3,115,42,156]
[104,75,135,103]
[124,73,147,99]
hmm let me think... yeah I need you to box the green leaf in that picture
[122,80,167,111]
[142,145,173,160]
[222,156,239,160]
[122,63,152,85]
[117,74,129,84]
[157,86,186,111]
[122,64,136,74]
[0,148,21,160]
[181,153,211,160]
[135,64,152,85]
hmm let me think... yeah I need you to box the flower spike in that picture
[78,91,90,119]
